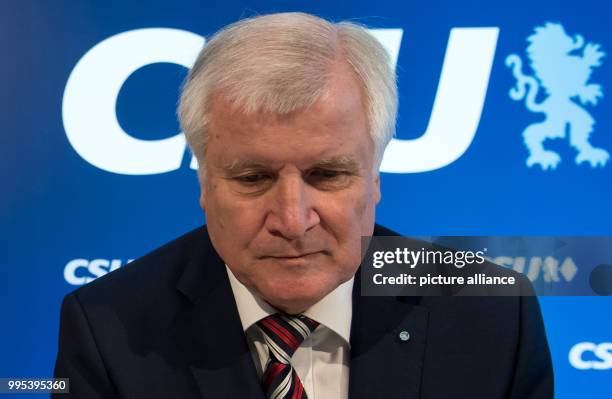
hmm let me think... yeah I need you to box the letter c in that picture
[569,342,596,370]
[64,259,91,285]
[62,28,204,174]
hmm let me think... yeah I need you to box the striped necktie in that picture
[257,313,319,399]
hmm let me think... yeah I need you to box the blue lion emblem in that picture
[506,22,607,170]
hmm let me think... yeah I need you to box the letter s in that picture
[88,259,110,279]
[593,343,612,370]
[62,28,204,175]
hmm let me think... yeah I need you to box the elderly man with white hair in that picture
[54,12,553,399]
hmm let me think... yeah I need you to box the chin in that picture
[257,274,338,313]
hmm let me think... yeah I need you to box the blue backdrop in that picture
[1,0,610,397]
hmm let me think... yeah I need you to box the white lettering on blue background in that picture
[569,342,612,370]
[64,258,131,285]
[63,27,499,175]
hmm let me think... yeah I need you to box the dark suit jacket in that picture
[54,225,554,398]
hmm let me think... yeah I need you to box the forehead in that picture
[205,66,373,168]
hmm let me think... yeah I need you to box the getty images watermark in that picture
[360,236,612,296]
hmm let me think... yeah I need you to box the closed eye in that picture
[306,169,353,189]
[233,173,272,184]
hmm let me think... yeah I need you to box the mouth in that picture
[262,251,324,260]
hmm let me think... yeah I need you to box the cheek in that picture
[359,192,377,233]
[321,182,377,228]
[205,181,255,225]
[203,184,264,259]
[321,186,377,260]
[346,183,378,231]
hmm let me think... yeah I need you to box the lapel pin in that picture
[399,330,410,342]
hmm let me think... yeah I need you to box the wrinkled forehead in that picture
[204,72,374,171]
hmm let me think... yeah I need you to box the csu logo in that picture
[569,342,612,370]
[506,23,608,170]
[64,258,132,285]
[62,27,499,175]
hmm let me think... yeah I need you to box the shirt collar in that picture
[226,265,353,346]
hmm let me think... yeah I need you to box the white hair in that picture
[178,12,397,176]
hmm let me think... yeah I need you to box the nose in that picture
[265,173,319,240]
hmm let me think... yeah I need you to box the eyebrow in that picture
[223,160,270,174]
[311,156,360,171]
[222,156,360,174]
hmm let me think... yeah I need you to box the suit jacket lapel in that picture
[170,225,427,399]
[174,227,265,399]
[349,268,429,399]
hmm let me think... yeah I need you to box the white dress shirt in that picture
[226,266,353,399]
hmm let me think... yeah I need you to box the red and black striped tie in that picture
[257,313,319,399]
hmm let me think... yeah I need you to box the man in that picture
[54,12,553,398]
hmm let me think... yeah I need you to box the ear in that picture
[199,188,207,211]
[374,174,381,204]
[198,171,208,212]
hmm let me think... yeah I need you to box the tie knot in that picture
[257,313,319,361]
